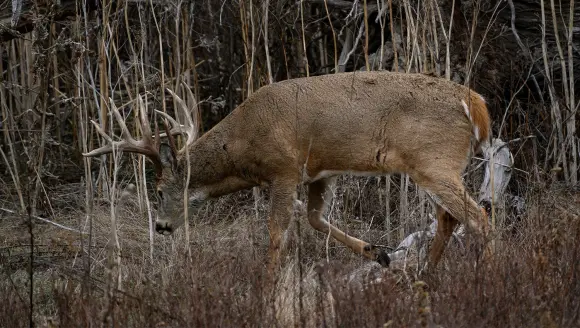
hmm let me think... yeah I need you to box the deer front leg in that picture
[266,179,297,275]
[307,178,390,266]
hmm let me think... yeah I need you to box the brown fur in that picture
[85,71,494,274]
[464,91,491,149]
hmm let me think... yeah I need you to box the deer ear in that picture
[159,143,177,171]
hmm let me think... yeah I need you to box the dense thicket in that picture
[1,0,578,194]
[0,1,579,326]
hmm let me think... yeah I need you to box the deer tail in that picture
[461,91,491,151]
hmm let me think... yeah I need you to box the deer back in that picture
[203,71,490,182]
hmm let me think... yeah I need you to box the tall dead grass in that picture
[1,180,579,327]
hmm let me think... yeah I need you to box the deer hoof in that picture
[375,250,391,267]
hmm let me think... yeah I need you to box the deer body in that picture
[85,71,492,272]
[184,72,479,189]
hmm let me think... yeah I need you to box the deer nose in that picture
[155,222,173,235]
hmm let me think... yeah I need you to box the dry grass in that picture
[1,179,579,327]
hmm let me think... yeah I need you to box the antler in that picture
[83,96,164,175]
[156,87,199,154]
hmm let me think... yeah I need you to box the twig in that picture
[263,0,273,83]
[566,0,576,184]
[0,207,86,234]
[323,0,339,72]
[376,0,385,70]
[506,0,545,103]
[498,64,534,137]
[339,22,364,68]
[363,0,370,71]
[300,0,310,76]
[446,0,455,79]
[389,0,397,71]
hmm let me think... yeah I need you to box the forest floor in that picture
[1,179,579,327]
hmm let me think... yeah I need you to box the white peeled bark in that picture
[386,138,515,269]
[478,138,514,210]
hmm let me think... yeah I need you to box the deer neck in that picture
[183,129,256,199]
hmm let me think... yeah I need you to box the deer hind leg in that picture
[307,178,390,267]
[415,173,491,268]
[428,205,459,267]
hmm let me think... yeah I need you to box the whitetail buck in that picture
[84,71,492,271]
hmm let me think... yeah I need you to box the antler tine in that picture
[166,87,198,151]
[182,84,198,134]
[110,98,136,142]
[83,99,164,174]
[155,110,184,136]
[83,119,115,156]
[83,99,134,157]
[136,95,154,142]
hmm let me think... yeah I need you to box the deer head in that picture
[83,89,199,235]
